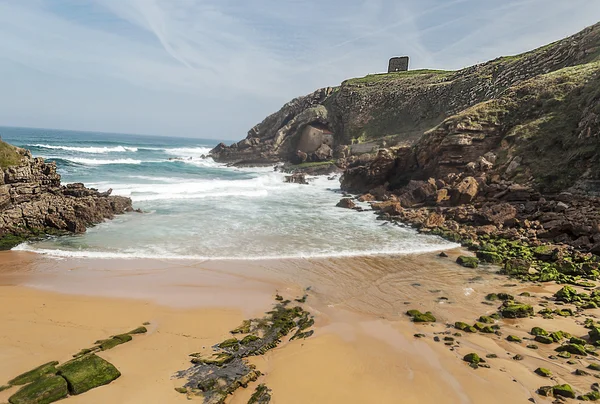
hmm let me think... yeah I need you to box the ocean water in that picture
[1,126,454,260]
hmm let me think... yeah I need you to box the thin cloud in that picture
[0,0,598,138]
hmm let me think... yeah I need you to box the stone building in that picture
[388,56,409,73]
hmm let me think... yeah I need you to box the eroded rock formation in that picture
[0,144,133,248]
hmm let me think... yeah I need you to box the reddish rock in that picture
[450,177,479,205]
[336,198,356,209]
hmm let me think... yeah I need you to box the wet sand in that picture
[0,249,596,403]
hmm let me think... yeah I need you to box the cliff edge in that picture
[211,21,600,191]
[0,142,133,249]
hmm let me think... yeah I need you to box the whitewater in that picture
[1,126,455,260]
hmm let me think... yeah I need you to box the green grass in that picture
[0,141,22,168]
[290,160,335,169]
[344,69,453,85]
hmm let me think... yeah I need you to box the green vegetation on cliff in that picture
[0,141,22,168]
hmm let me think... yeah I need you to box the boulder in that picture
[502,259,531,276]
[500,303,534,318]
[473,203,517,226]
[450,177,479,205]
[371,201,403,216]
[313,144,332,161]
[336,198,356,209]
[357,193,375,202]
[456,256,479,268]
[57,354,121,395]
[284,173,308,185]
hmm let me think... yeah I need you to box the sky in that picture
[0,1,599,140]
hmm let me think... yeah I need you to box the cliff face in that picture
[0,143,133,249]
[212,22,600,171]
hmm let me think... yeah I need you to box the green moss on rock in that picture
[476,251,503,264]
[218,338,240,349]
[552,384,576,398]
[455,322,477,333]
[478,316,495,324]
[8,375,68,404]
[531,327,548,336]
[555,285,581,303]
[535,367,552,377]
[507,335,522,342]
[8,362,59,386]
[406,310,436,323]
[556,344,587,356]
[579,391,600,401]
[99,334,132,351]
[57,354,121,395]
[503,259,531,276]
[588,363,600,371]
[535,335,554,344]
[456,256,479,268]
[500,303,534,318]
[127,326,147,334]
[463,353,481,364]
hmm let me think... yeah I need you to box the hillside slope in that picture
[211,22,600,171]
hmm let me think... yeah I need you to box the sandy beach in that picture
[2,249,598,403]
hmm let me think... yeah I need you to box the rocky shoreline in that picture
[204,21,600,402]
[0,142,134,249]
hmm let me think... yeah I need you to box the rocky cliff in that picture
[0,142,133,249]
[212,22,600,172]
[212,21,600,255]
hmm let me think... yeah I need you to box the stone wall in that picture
[388,57,409,73]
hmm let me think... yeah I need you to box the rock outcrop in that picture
[212,22,600,177]
[0,143,133,249]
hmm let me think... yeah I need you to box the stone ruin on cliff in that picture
[388,56,409,73]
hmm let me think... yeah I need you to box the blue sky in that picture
[0,0,599,139]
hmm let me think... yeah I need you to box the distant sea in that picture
[1,126,453,260]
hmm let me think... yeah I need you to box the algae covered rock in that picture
[476,251,503,265]
[552,384,576,398]
[536,333,554,344]
[503,259,531,276]
[556,344,587,356]
[500,303,534,318]
[579,391,600,401]
[535,367,552,377]
[478,316,495,324]
[485,293,514,301]
[57,354,121,395]
[555,285,581,303]
[538,386,554,397]
[531,327,548,336]
[588,363,600,371]
[406,310,436,323]
[455,322,477,333]
[463,353,481,364]
[8,375,68,404]
[8,362,59,386]
[507,335,522,343]
[456,256,479,268]
[248,383,272,404]
[98,334,132,351]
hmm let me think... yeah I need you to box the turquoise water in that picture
[1,126,454,259]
